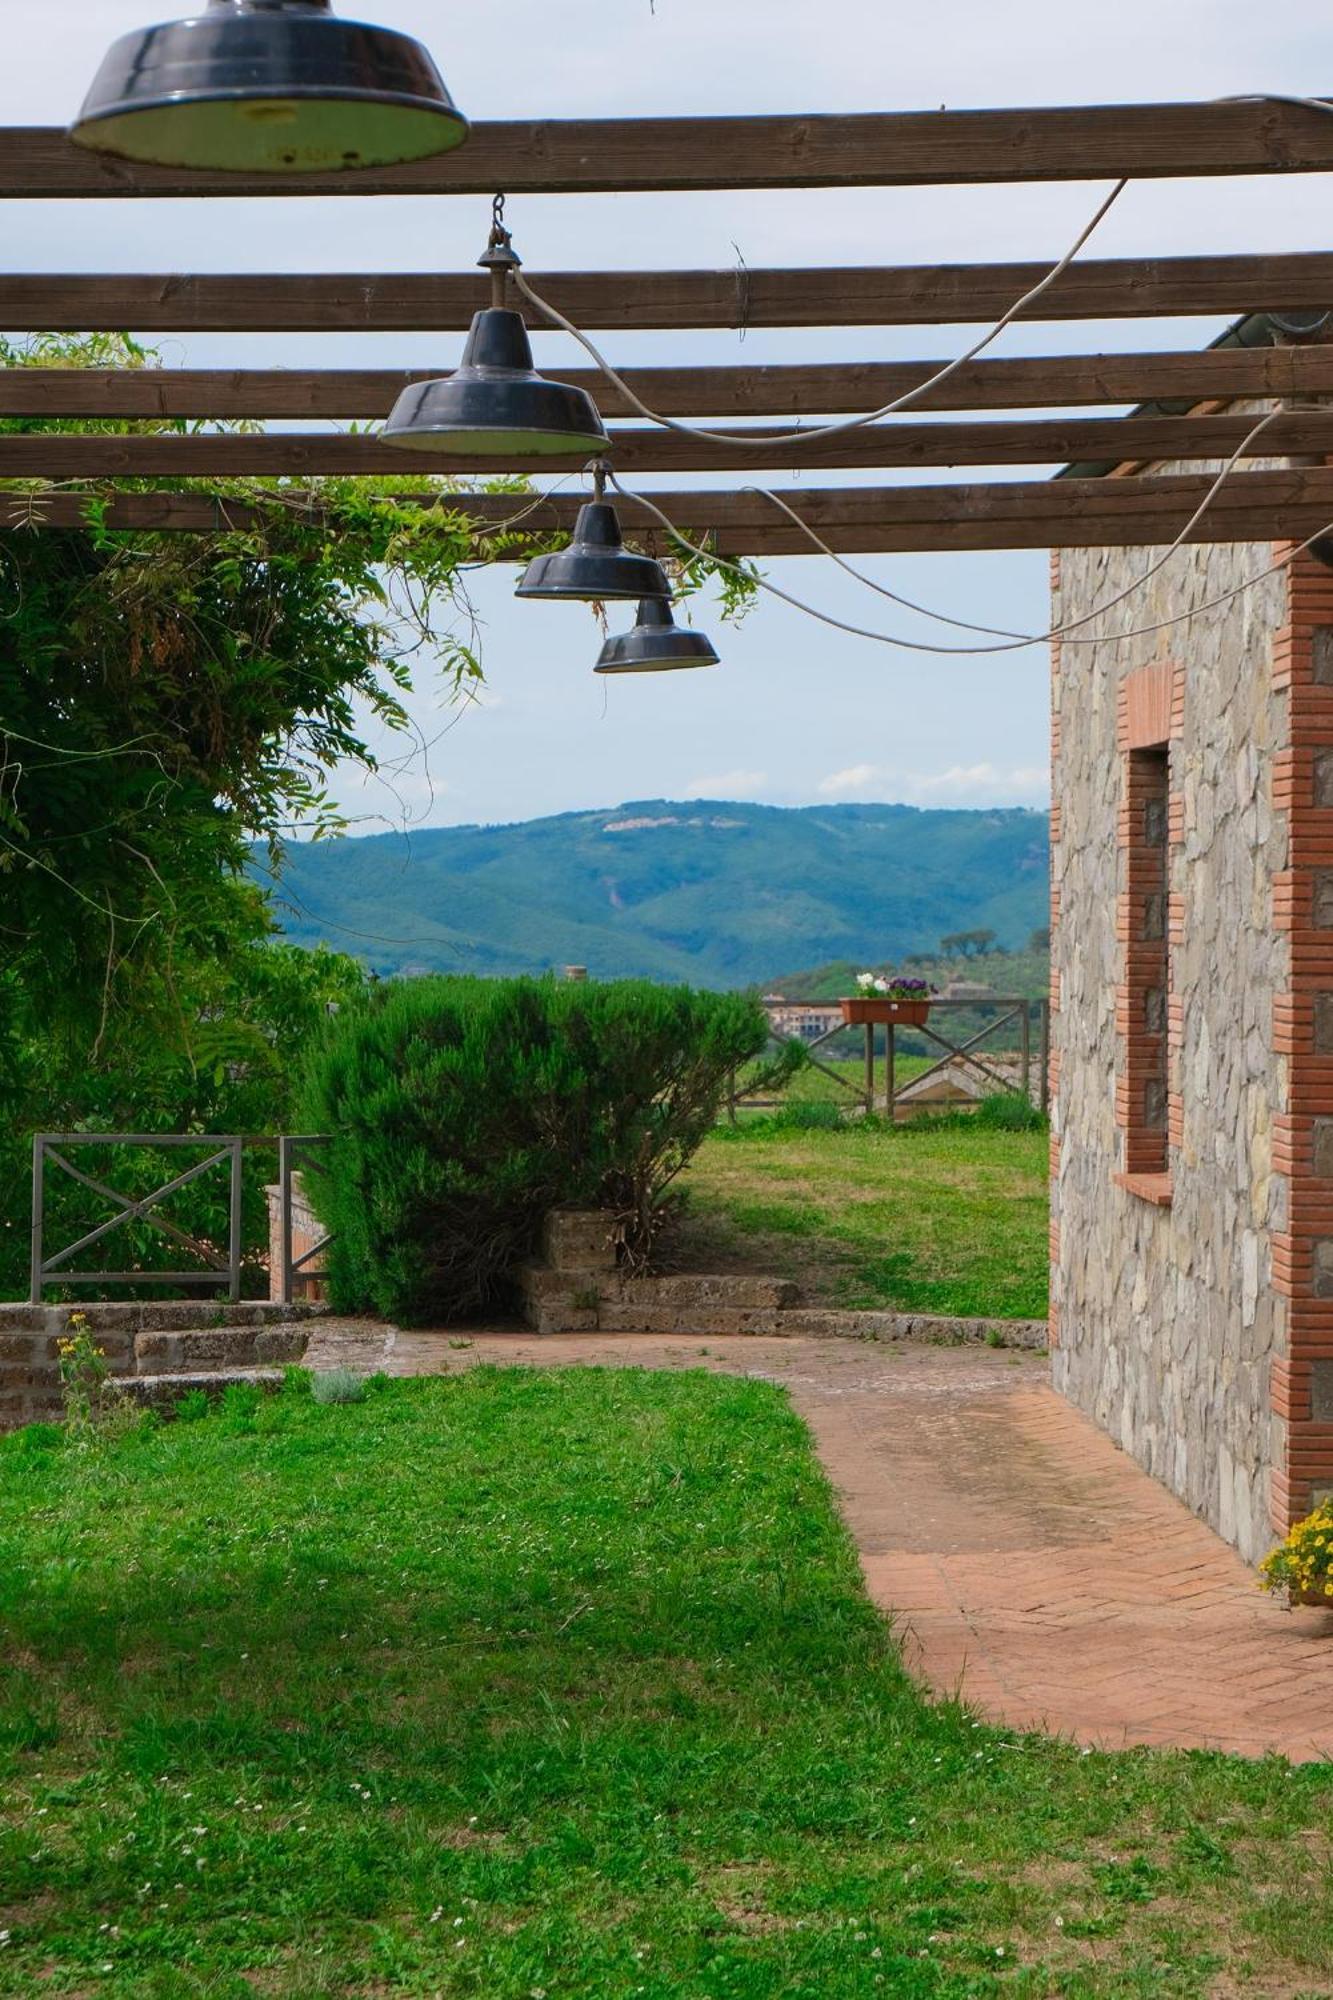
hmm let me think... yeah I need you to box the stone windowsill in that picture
[1113,1170,1174,1208]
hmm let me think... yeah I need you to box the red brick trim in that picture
[1270,549,1333,1531]
[1117,659,1184,753]
[1113,1171,1174,1207]
[1116,741,1172,1177]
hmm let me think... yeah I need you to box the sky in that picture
[5,0,1333,830]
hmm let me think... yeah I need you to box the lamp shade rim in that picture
[594,659,718,674]
[382,423,610,451]
[516,556,672,602]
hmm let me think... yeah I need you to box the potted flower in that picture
[840,972,937,1029]
[1260,1500,1333,1609]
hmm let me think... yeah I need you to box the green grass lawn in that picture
[2,1369,1332,1997]
[676,1111,1048,1321]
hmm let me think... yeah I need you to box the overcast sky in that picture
[6,1,1332,829]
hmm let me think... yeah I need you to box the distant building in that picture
[762,995,845,1043]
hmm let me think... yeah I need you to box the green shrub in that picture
[896,1092,1046,1137]
[173,1387,211,1424]
[299,975,788,1324]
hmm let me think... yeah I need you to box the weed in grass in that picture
[0,1369,1331,1997]
[310,1365,366,1405]
[173,1387,211,1423]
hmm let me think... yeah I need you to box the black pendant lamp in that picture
[383,209,609,458]
[595,598,720,674]
[517,465,670,602]
[70,0,468,173]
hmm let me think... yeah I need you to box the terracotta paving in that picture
[304,1322,1333,1761]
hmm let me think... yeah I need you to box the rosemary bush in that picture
[300,975,791,1324]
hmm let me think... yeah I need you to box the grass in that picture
[2,1368,1333,1997]
[676,1105,1048,1321]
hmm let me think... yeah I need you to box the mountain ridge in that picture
[260,797,1050,989]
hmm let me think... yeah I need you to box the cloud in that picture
[818,764,878,796]
[904,763,1049,802]
[683,769,768,799]
[816,762,1049,804]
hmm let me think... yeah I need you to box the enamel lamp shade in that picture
[383,225,609,457]
[382,307,609,458]
[70,0,468,173]
[517,497,671,602]
[594,598,720,674]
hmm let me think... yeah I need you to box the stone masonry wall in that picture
[1051,532,1289,1563]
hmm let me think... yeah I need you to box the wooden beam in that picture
[7,99,1333,197]
[7,466,1333,553]
[6,409,1333,477]
[4,346,1333,420]
[8,253,1333,333]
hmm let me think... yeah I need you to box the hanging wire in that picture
[512,177,1130,446]
[744,407,1294,651]
[604,433,1333,660]
[471,90,1333,666]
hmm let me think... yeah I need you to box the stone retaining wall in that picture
[0,1301,324,1429]
[519,1210,1045,1349]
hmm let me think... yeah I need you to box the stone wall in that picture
[520,1210,1048,1348]
[0,1301,321,1429]
[1051,531,1289,1562]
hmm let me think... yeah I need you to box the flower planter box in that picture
[840,997,933,1028]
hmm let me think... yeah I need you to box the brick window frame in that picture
[1114,661,1184,1206]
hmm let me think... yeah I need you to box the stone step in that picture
[124,1369,286,1412]
[132,1324,309,1374]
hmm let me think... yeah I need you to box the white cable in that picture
[513,90,1333,651]
[513,178,1128,449]
[511,91,1333,457]
[607,429,1332,658]
[747,406,1284,651]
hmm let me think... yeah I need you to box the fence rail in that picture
[276,1136,336,1308]
[28,1132,335,1307]
[731,996,1050,1121]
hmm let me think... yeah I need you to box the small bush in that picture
[310,1366,366,1406]
[300,975,790,1324]
[173,1387,211,1424]
[899,1093,1047,1136]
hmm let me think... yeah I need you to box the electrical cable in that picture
[746,407,1287,651]
[606,427,1333,659]
[512,177,1129,447]
[471,91,1333,673]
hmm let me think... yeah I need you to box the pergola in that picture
[6,97,1333,550]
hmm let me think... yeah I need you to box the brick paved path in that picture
[305,1323,1333,1760]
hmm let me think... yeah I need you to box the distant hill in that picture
[772,946,1050,1004]
[260,799,1050,991]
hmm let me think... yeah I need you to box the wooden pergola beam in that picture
[5,99,1333,197]
[8,466,1333,554]
[7,409,1333,477]
[4,345,1333,419]
[8,251,1333,333]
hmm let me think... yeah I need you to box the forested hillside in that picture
[263,800,1050,989]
